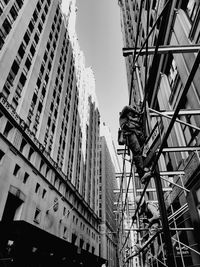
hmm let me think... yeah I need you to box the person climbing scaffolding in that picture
[133,195,161,257]
[119,104,152,184]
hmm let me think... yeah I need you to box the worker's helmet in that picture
[135,195,145,206]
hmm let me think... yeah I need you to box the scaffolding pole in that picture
[123,44,200,56]
[148,107,200,131]
[148,49,200,267]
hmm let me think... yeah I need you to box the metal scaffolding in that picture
[115,1,200,267]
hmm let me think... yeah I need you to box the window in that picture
[86,243,90,251]
[3,121,13,137]
[44,4,48,14]
[16,0,23,8]
[19,72,26,86]
[23,172,29,183]
[11,60,20,75]
[0,149,5,162]
[63,226,67,239]
[39,160,44,172]
[33,10,38,21]
[41,13,45,23]
[18,43,26,58]
[36,2,41,11]
[38,102,42,113]
[19,138,27,152]
[33,208,41,223]
[28,147,34,160]
[0,6,3,16]
[36,78,41,88]
[35,183,40,193]
[2,18,12,35]
[13,164,20,176]
[38,22,42,33]
[10,6,18,20]
[24,31,30,45]
[28,21,34,32]
[0,29,5,49]
[42,189,46,198]
[63,207,66,216]
[25,57,31,70]
[71,233,77,245]
[34,33,39,44]
[30,44,36,56]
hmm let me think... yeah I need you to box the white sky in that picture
[62,0,128,147]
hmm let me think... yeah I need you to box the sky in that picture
[63,0,129,147]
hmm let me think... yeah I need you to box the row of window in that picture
[44,27,70,158]
[2,0,52,109]
[0,144,98,245]
[29,3,62,135]
[0,109,99,232]
[33,205,98,245]
[0,0,24,49]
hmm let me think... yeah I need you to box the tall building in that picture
[118,0,200,266]
[0,0,105,266]
[99,122,121,267]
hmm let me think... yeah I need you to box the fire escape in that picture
[115,1,200,266]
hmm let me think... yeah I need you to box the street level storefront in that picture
[0,220,106,267]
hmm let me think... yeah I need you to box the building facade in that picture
[0,0,105,266]
[99,123,121,267]
[118,0,200,266]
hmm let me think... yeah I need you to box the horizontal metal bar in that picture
[117,146,200,155]
[170,227,194,231]
[113,187,172,193]
[150,109,200,116]
[114,201,158,205]
[136,187,172,192]
[123,227,194,231]
[161,147,200,152]
[117,148,129,155]
[149,108,200,131]
[115,170,184,178]
[123,44,200,56]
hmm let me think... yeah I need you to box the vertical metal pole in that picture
[153,167,177,267]
[150,49,200,267]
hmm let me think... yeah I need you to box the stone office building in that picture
[0,0,105,266]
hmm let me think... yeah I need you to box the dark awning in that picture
[0,220,106,266]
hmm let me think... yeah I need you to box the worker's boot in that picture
[141,168,152,184]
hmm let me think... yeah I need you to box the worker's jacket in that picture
[143,202,160,225]
[119,113,143,136]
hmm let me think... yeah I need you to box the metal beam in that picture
[161,176,189,192]
[116,170,184,178]
[153,49,200,168]
[117,148,129,155]
[136,187,172,192]
[123,227,194,231]
[123,44,200,57]
[113,187,172,193]
[117,146,200,155]
[150,109,200,116]
[149,50,200,267]
[161,146,200,152]
[149,108,200,131]
[172,237,200,256]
